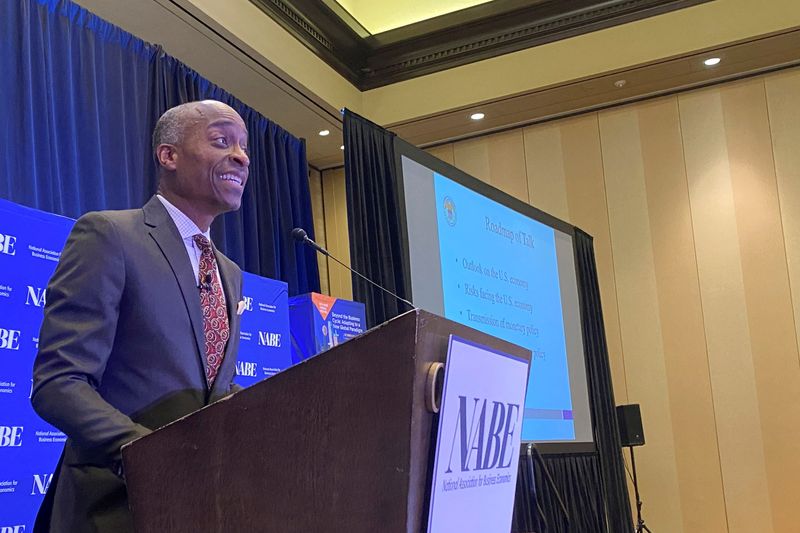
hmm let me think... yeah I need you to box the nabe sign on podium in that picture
[427,335,530,533]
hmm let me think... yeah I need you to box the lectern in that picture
[122,310,530,532]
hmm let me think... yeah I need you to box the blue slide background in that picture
[433,173,575,440]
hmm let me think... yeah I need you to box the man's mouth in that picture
[218,173,243,186]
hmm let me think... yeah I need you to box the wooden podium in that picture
[122,309,529,532]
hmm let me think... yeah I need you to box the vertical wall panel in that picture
[308,168,329,295]
[452,129,529,200]
[679,86,773,533]
[636,97,728,533]
[321,167,353,299]
[425,143,455,165]
[558,115,629,404]
[765,70,800,369]
[599,107,683,533]
[720,79,800,532]
[522,122,570,220]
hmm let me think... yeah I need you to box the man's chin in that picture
[222,198,243,213]
[214,193,244,212]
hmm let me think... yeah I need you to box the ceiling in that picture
[252,0,712,90]
[330,0,495,35]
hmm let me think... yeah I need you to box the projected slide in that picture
[400,152,593,446]
[433,173,575,440]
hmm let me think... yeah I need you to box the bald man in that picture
[31,100,250,532]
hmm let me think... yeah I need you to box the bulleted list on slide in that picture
[433,172,575,440]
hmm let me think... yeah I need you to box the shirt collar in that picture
[156,194,211,241]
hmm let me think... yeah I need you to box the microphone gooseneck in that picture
[290,227,415,310]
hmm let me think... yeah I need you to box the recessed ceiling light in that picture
[470,112,485,121]
[319,129,330,136]
[340,145,344,150]
[614,79,627,88]
[704,57,721,66]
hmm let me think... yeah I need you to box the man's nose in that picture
[231,145,250,167]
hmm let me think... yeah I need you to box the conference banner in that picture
[0,198,291,529]
[0,198,74,531]
[234,272,291,388]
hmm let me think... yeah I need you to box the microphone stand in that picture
[629,445,652,533]
[292,228,415,310]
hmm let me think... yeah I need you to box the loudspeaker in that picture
[616,404,645,447]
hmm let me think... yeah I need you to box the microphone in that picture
[291,227,415,310]
[200,273,213,291]
[291,227,329,257]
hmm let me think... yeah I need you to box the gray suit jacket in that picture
[31,196,243,532]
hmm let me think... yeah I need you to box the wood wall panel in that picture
[522,123,570,221]
[636,97,727,533]
[679,86,774,533]
[557,115,628,404]
[452,129,529,200]
[765,70,800,371]
[321,167,353,299]
[598,107,683,533]
[720,79,800,532]
[425,143,455,165]
[308,168,329,295]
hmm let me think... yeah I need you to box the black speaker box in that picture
[616,404,645,447]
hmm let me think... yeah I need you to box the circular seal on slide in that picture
[442,196,457,226]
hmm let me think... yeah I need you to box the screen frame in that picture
[393,138,597,454]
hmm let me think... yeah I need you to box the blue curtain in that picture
[0,0,320,295]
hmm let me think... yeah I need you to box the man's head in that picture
[153,100,250,230]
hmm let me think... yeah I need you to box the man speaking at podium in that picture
[31,100,250,532]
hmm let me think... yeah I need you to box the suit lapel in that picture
[143,197,209,390]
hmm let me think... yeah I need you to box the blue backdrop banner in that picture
[0,198,292,529]
[0,198,73,530]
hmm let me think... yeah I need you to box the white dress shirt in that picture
[156,194,220,289]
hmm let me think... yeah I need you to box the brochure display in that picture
[288,292,366,363]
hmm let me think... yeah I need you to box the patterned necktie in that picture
[193,234,229,386]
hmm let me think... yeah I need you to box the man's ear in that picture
[156,144,178,171]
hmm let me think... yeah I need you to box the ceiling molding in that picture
[249,0,712,90]
[308,29,800,169]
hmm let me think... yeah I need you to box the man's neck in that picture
[156,190,213,232]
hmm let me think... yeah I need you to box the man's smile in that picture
[217,172,244,186]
